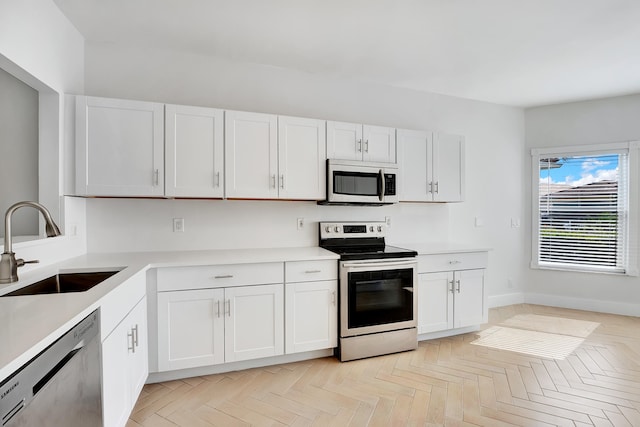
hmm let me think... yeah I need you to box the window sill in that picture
[530,261,636,277]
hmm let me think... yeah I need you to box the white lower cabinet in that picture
[285,280,337,353]
[102,296,148,427]
[157,283,284,371]
[157,288,224,371]
[417,251,488,336]
[418,269,485,334]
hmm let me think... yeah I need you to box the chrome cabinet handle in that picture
[357,139,362,152]
[279,174,285,189]
[448,260,461,265]
[216,300,221,318]
[214,275,233,279]
[215,171,220,188]
[449,280,455,294]
[271,174,276,188]
[305,270,322,274]
[429,181,434,194]
[456,280,461,293]
[435,181,439,194]
[331,291,336,306]
[153,169,159,186]
[127,328,136,353]
[226,300,231,317]
[364,140,369,153]
[133,324,139,347]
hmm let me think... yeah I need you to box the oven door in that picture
[340,258,417,337]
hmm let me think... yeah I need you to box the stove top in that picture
[319,221,417,260]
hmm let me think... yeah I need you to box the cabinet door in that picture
[453,269,485,328]
[128,297,149,405]
[278,116,326,200]
[285,280,337,353]
[76,96,164,197]
[397,129,432,201]
[102,296,148,427]
[433,132,465,202]
[157,289,225,371]
[326,121,363,161]
[363,125,396,163]
[165,104,224,198]
[101,314,131,427]
[417,272,454,334]
[225,284,284,362]
[225,110,278,198]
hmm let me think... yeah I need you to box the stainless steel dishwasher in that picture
[0,309,102,426]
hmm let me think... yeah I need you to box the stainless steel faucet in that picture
[0,201,62,284]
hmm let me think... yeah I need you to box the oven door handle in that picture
[342,259,417,269]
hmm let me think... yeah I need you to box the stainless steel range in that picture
[319,221,418,361]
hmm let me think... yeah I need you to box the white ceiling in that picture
[54,0,640,108]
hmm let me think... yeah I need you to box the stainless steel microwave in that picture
[323,159,398,205]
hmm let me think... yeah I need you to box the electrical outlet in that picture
[173,218,185,232]
[385,216,391,227]
[297,218,304,230]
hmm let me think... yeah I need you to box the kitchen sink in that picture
[2,270,120,296]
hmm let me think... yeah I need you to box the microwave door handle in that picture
[378,169,385,202]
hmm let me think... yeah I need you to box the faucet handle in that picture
[16,259,40,267]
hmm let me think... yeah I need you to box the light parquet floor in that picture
[127,304,640,426]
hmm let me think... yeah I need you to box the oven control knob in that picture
[325,226,332,233]
[369,226,374,232]
[334,226,341,233]
[377,225,383,232]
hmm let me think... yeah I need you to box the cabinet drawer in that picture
[418,252,488,273]
[285,260,337,283]
[157,262,284,291]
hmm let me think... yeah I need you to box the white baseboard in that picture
[488,292,525,308]
[146,349,334,383]
[524,293,640,317]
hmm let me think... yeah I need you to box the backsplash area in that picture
[84,198,450,253]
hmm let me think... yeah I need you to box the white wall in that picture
[0,67,39,237]
[82,43,526,304]
[0,0,86,271]
[525,93,640,315]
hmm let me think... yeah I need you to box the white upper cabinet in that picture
[433,132,465,202]
[397,129,431,201]
[363,125,396,163]
[76,96,165,197]
[327,121,396,163]
[165,104,224,198]
[225,111,326,200]
[277,115,326,200]
[397,129,465,202]
[225,110,279,199]
[326,121,362,161]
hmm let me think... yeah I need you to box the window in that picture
[532,143,638,275]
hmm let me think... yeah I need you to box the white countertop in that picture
[0,243,489,381]
[0,246,338,382]
[391,242,491,255]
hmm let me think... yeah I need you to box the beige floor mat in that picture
[471,314,600,360]
[500,314,600,337]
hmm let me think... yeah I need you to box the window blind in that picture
[538,153,628,273]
